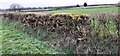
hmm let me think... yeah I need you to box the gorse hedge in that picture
[1,12,119,54]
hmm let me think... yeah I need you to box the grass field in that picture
[1,19,63,54]
[50,6,118,14]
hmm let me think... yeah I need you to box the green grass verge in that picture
[49,6,118,14]
[0,18,2,55]
[1,19,63,54]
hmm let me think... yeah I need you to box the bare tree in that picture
[10,3,23,11]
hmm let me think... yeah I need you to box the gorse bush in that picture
[2,12,90,37]
[1,12,119,54]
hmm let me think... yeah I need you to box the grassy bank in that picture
[1,19,63,54]
[0,18,2,55]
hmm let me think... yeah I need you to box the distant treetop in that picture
[83,2,87,7]
[76,4,80,7]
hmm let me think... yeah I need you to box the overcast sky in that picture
[0,0,119,9]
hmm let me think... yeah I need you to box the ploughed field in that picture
[0,6,119,54]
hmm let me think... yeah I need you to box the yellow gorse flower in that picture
[50,12,89,20]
